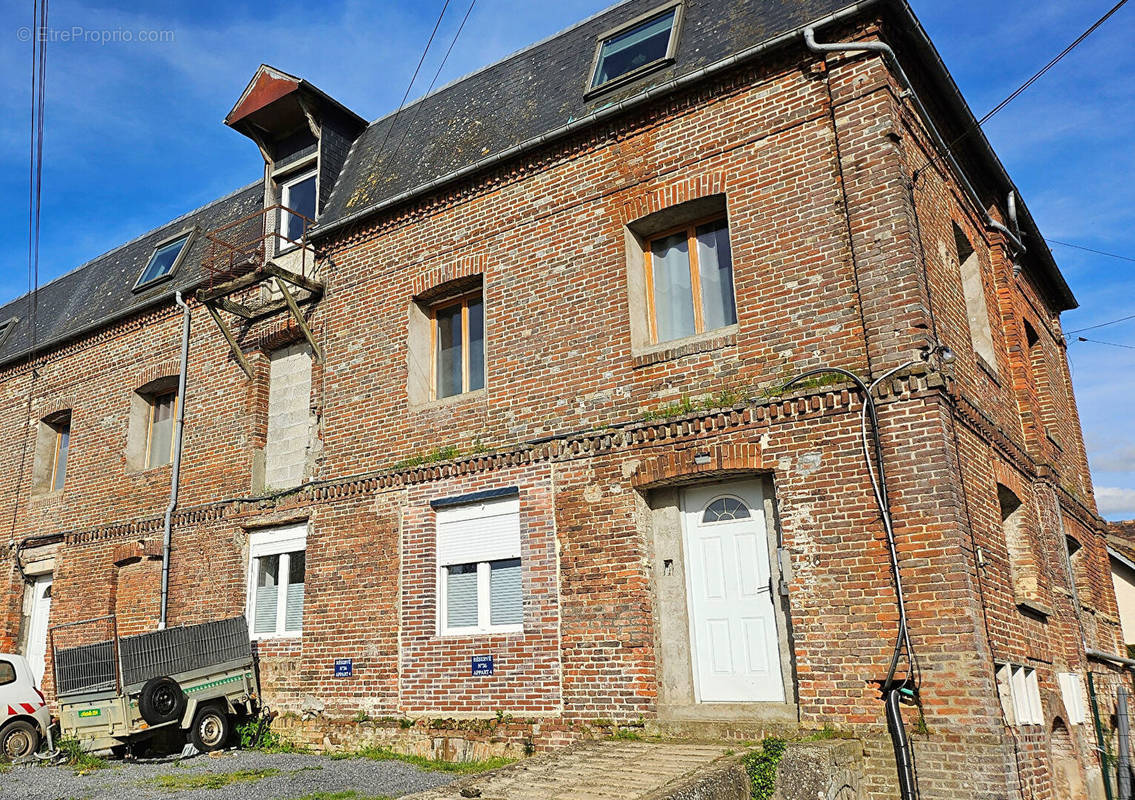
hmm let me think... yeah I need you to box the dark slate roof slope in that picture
[318,0,855,231]
[0,182,263,368]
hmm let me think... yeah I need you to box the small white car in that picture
[0,653,51,760]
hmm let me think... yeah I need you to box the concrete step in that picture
[404,737,865,800]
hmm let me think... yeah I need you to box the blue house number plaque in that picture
[471,655,493,676]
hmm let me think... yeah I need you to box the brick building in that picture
[0,0,1125,797]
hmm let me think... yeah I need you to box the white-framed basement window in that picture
[996,663,1043,726]
[247,524,307,640]
[436,494,523,636]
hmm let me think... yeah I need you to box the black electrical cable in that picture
[913,0,1130,182]
[1066,314,1135,335]
[370,0,454,164]
[780,362,923,800]
[1076,336,1135,350]
[1048,239,1135,265]
[387,0,477,166]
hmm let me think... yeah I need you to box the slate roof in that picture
[317,0,857,233]
[0,183,263,368]
[0,0,1081,370]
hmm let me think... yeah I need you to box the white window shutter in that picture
[436,497,520,565]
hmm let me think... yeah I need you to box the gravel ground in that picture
[0,749,458,800]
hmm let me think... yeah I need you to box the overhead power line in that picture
[388,0,477,164]
[913,0,1130,181]
[1076,336,1135,350]
[371,0,453,163]
[1067,315,1135,335]
[1047,239,1135,264]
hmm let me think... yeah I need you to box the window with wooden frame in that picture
[49,415,70,491]
[645,216,736,344]
[145,391,178,469]
[430,290,485,400]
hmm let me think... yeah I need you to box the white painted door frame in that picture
[681,479,785,703]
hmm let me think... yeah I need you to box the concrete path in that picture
[407,741,738,800]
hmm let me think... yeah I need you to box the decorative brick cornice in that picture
[60,370,953,546]
[0,302,182,385]
[952,392,1037,482]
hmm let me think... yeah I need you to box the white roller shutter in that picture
[436,497,520,566]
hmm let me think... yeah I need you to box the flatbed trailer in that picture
[50,616,260,753]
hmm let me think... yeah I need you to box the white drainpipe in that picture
[159,291,191,629]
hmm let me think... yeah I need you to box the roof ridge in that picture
[0,178,262,312]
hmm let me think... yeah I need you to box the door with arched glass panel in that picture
[681,481,784,702]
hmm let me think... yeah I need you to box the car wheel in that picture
[0,719,40,760]
[138,676,187,725]
[189,705,231,753]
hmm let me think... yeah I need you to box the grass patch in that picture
[149,768,279,791]
[389,444,462,471]
[609,728,644,741]
[56,737,108,774]
[742,737,787,800]
[640,388,745,421]
[332,746,513,774]
[802,724,853,741]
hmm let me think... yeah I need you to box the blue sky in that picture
[0,0,1132,518]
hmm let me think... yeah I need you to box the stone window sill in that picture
[632,327,738,369]
[1016,598,1052,618]
[410,387,488,412]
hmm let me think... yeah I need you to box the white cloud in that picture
[1095,487,1135,520]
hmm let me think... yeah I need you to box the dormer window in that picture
[589,4,680,93]
[279,170,317,243]
[134,230,193,291]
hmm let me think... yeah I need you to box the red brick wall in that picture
[0,19,1117,800]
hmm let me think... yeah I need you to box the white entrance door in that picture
[25,575,52,687]
[682,481,784,702]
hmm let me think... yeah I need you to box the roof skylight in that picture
[135,231,193,290]
[589,5,680,92]
[0,317,16,352]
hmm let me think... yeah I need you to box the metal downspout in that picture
[159,291,191,629]
[803,26,1026,256]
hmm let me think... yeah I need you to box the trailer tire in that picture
[138,676,187,725]
[189,705,230,752]
[0,719,40,760]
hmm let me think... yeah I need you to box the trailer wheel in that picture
[0,719,40,760]
[189,705,230,753]
[138,676,187,725]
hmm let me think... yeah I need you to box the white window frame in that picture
[279,169,317,244]
[435,495,523,637]
[1058,672,1088,725]
[997,663,1044,726]
[246,523,308,640]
